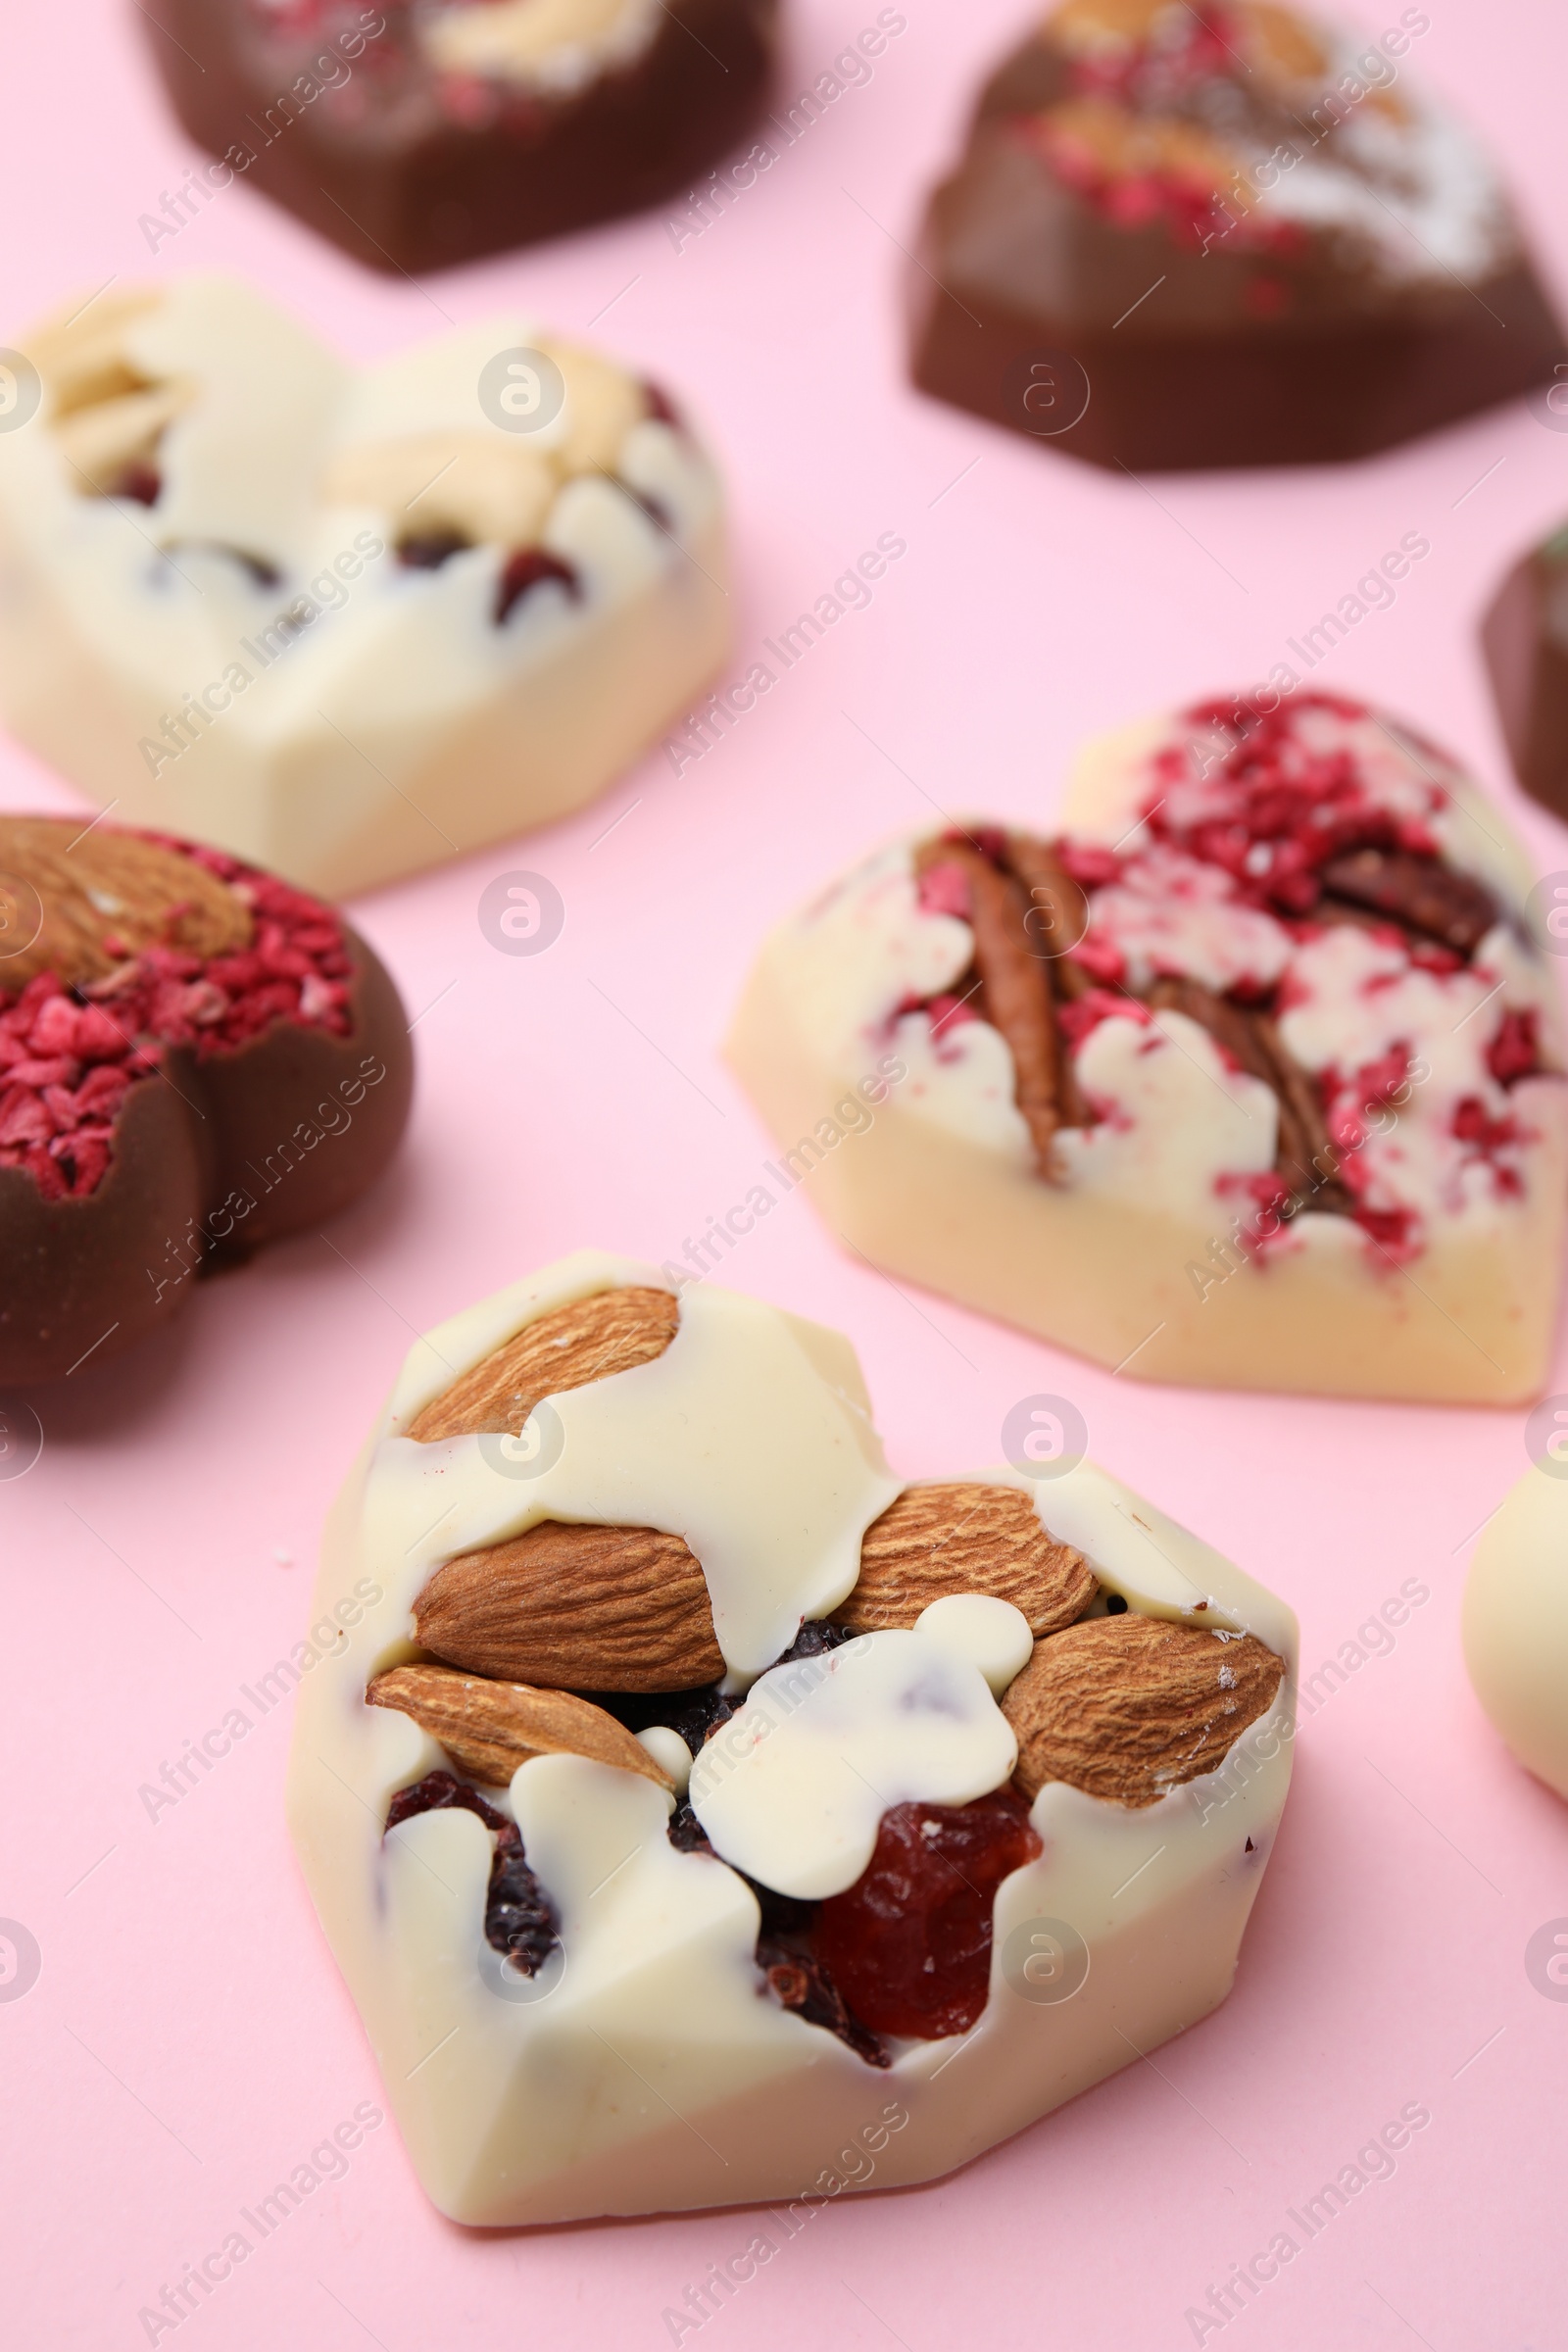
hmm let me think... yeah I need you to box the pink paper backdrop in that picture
[5,1,1568,2345]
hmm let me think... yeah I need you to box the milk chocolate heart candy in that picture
[728,692,1568,1403]
[287,1252,1295,2225]
[0,276,729,897]
[909,1,1564,468]
[0,816,412,1383]
[137,0,775,274]
[1482,522,1568,824]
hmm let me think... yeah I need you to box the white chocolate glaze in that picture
[288,1264,1297,2224]
[1464,1465,1568,1803]
[0,278,728,896]
[727,700,1568,1401]
[913,1592,1034,1694]
[690,1629,1019,1898]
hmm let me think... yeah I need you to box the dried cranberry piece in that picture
[493,548,582,626]
[399,530,471,569]
[110,462,161,506]
[643,380,682,429]
[385,1769,559,1973]
[815,1789,1042,2039]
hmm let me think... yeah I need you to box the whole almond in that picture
[414,1519,723,1691]
[1004,1614,1286,1806]
[368,1662,672,1790]
[407,1285,679,1444]
[0,815,252,990]
[835,1483,1095,1638]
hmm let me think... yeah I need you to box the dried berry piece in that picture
[383,1769,559,1972]
[1318,849,1497,957]
[815,1789,1042,2039]
[494,548,582,626]
[486,1822,559,1973]
[772,1621,857,1664]
[757,1938,889,2068]
[399,530,471,569]
[666,1800,714,1854]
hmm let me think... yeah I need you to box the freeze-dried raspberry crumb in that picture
[0,839,353,1201]
[815,1789,1041,2039]
[1488,1007,1542,1087]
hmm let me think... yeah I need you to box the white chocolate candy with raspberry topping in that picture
[727,698,1568,1403]
[289,1251,1297,2226]
[1464,1463,1568,1802]
[0,275,727,897]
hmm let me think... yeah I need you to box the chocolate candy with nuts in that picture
[0,816,412,1382]
[0,277,729,898]
[288,1252,1295,2226]
[908,0,1564,468]
[729,692,1566,1403]
[136,0,776,274]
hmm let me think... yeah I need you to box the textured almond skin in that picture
[414,1519,723,1690]
[1004,1614,1286,1805]
[0,815,252,988]
[407,1286,679,1443]
[368,1663,673,1789]
[835,1483,1095,1637]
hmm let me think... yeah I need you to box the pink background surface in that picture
[5,0,1568,2344]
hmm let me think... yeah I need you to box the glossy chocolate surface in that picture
[139,0,775,272]
[909,9,1564,470]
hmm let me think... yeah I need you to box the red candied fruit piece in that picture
[814,1789,1041,2040]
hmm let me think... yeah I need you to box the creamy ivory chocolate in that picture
[1465,1465,1568,1805]
[0,276,729,897]
[728,693,1568,1402]
[137,0,776,273]
[909,1,1564,469]
[287,1252,1295,2225]
[1482,523,1568,823]
[0,816,412,1383]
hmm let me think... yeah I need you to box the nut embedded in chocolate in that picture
[0,816,413,1383]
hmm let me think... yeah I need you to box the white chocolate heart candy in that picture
[0,276,729,897]
[289,1253,1298,2229]
[727,695,1568,1404]
[1464,1461,1568,1802]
